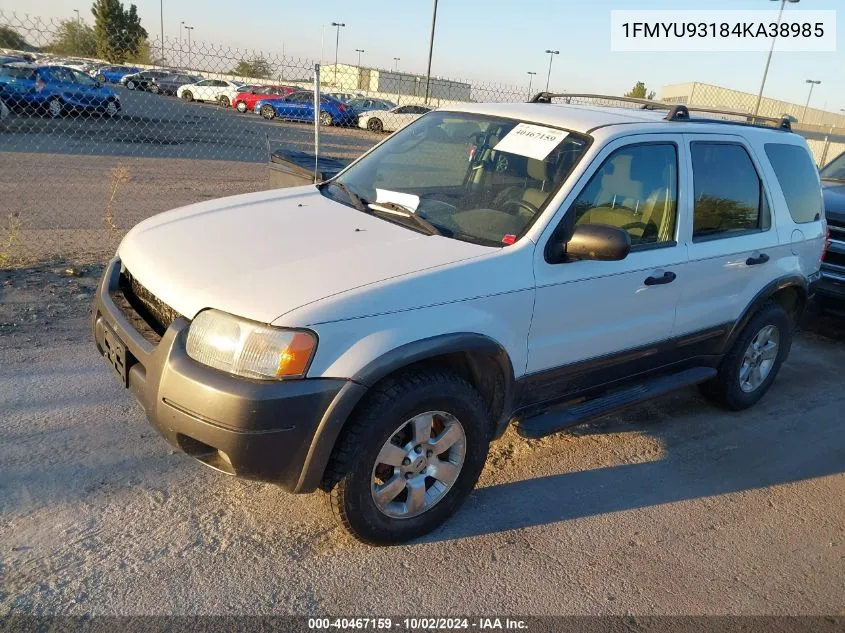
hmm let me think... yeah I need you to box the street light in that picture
[73,9,80,24]
[179,20,184,45]
[544,49,559,92]
[393,57,401,72]
[159,0,164,64]
[331,22,345,85]
[355,48,365,68]
[423,0,438,104]
[802,79,821,121]
[183,25,194,69]
[753,0,800,117]
[526,71,537,101]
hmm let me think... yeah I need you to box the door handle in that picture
[746,252,770,266]
[644,271,677,286]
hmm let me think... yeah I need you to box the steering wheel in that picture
[502,198,540,217]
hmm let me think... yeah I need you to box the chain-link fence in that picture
[1,11,841,269]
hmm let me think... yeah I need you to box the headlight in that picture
[186,309,317,380]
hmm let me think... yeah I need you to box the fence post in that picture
[313,64,320,182]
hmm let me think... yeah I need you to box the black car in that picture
[816,151,845,305]
[121,70,175,92]
[150,72,203,96]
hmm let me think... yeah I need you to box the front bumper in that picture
[91,258,352,491]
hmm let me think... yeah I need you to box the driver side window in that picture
[571,143,678,248]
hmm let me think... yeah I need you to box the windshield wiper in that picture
[323,180,366,211]
[366,201,442,236]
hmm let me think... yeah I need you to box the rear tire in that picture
[319,111,333,126]
[324,369,491,545]
[699,301,791,411]
[235,100,247,113]
[217,95,230,107]
[46,97,63,118]
[368,117,383,133]
[260,105,276,120]
[181,90,193,102]
[96,74,106,83]
[126,80,136,90]
[103,99,119,118]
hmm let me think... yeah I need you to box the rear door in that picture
[673,134,784,338]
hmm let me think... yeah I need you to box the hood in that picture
[822,179,845,224]
[117,186,492,324]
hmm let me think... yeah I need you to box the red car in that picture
[232,85,298,113]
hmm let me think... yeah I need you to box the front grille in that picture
[117,269,181,337]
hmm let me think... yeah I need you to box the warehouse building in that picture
[321,64,472,102]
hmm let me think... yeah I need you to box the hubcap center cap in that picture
[407,453,427,474]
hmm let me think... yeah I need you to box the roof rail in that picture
[529,92,792,131]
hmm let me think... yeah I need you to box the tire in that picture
[96,74,106,83]
[126,80,136,90]
[260,105,276,120]
[235,100,247,113]
[103,99,119,118]
[324,369,491,545]
[217,95,230,107]
[319,111,333,126]
[46,97,63,119]
[181,90,193,102]
[367,117,383,133]
[699,301,792,411]
[149,83,160,95]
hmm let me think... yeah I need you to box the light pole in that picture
[753,0,800,118]
[160,0,165,64]
[331,22,345,85]
[355,48,365,68]
[526,71,536,100]
[802,79,821,121]
[393,57,400,72]
[73,9,80,24]
[184,25,194,69]
[423,0,438,104]
[544,49,559,92]
[179,20,184,46]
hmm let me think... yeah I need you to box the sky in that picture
[3,0,843,112]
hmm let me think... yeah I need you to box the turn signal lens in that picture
[186,309,317,380]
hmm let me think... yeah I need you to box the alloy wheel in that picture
[739,324,780,393]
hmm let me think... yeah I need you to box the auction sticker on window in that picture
[493,123,569,161]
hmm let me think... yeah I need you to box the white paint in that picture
[375,188,420,211]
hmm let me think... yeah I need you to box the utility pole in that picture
[423,0,438,104]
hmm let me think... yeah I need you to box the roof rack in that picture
[529,92,792,132]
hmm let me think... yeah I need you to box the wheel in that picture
[324,369,491,545]
[46,97,63,118]
[260,105,276,120]
[149,83,160,95]
[217,95,230,107]
[126,80,136,90]
[103,100,119,118]
[181,90,193,101]
[235,100,247,113]
[367,117,383,133]
[96,74,106,83]
[699,301,791,411]
[319,111,333,126]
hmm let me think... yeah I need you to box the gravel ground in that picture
[1,265,844,616]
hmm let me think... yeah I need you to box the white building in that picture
[321,64,472,102]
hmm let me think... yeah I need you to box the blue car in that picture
[93,65,140,84]
[0,63,121,117]
[254,91,357,127]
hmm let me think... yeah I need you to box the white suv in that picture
[93,94,826,544]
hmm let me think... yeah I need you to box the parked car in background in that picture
[121,70,174,92]
[151,73,203,96]
[813,150,845,307]
[347,97,396,113]
[254,90,357,126]
[177,78,246,106]
[232,85,298,113]
[357,103,432,133]
[326,91,364,103]
[0,63,120,117]
[0,55,27,65]
[93,65,141,84]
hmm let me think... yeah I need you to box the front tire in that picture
[700,301,791,411]
[319,111,333,126]
[46,97,63,118]
[235,100,247,113]
[103,99,119,118]
[217,95,230,107]
[367,117,383,133]
[325,369,491,545]
[126,80,136,90]
[260,105,276,120]
[181,90,193,102]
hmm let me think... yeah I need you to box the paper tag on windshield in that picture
[493,123,569,161]
[375,188,420,211]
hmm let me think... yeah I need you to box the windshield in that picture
[323,111,590,246]
[820,152,845,181]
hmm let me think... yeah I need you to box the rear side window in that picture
[691,142,768,240]
[764,143,823,223]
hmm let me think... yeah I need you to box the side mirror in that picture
[562,223,631,262]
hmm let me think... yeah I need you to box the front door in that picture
[527,134,689,398]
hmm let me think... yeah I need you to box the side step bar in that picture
[516,366,717,439]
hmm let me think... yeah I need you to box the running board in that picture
[515,366,717,439]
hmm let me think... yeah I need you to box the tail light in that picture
[338,103,347,111]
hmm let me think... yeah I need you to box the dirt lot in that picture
[1,263,844,616]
